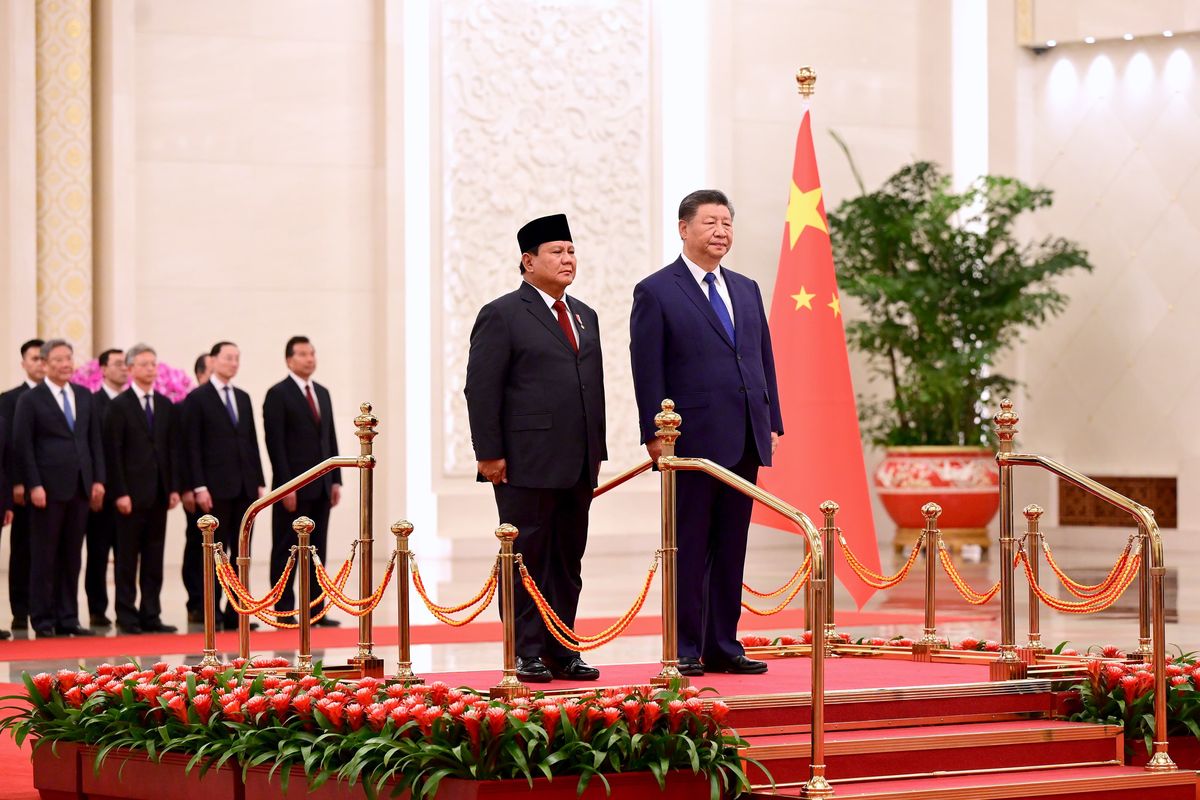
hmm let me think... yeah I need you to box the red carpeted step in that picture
[743,720,1122,785]
[753,765,1198,800]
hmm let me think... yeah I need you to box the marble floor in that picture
[0,519,1192,681]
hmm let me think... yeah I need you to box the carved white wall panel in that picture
[439,0,653,477]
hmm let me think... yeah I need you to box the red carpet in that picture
[0,683,38,800]
[0,608,987,664]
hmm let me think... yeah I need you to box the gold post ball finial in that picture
[654,399,682,445]
[994,398,1019,451]
[819,500,839,515]
[355,401,379,441]
[292,516,316,536]
[391,519,414,539]
[796,66,817,98]
[360,401,373,415]
[921,501,943,520]
[1023,504,1044,521]
[495,523,519,543]
[197,514,219,533]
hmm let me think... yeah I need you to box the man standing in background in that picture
[85,348,126,628]
[263,336,342,625]
[184,341,265,630]
[0,338,44,633]
[180,352,212,623]
[13,339,105,638]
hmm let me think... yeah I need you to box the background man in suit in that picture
[0,338,45,631]
[464,213,607,683]
[13,339,105,638]
[184,341,265,629]
[263,335,342,625]
[630,189,783,677]
[85,348,126,627]
[180,352,212,623]
[104,344,180,634]
[0,414,11,637]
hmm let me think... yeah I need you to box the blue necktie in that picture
[61,389,75,432]
[144,393,155,429]
[223,385,238,425]
[704,272,735,345]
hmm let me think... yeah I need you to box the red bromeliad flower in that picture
[316,698,344,731]
[667,700,687,733]
[416,705,441,736]
[447,700,467,719]
[355,687,375,707]
[270,692,292,721]
[1101,645,1125,659]
[562,700,584,728]
[246,695,269,720]
[55,670,78,691]
[485,706,507,738]
[389,705,413,729]
[222,698,244,723]
[710,700,730,726]
[510,707,530,725]
[30,673,53,701]
[63,687,84,709]
[541,705,561,742]
[192,693,213,724]
[367,703,388,732]
[601,707,621,728]
[1171,675,1191,687]
[461,709,482,754]
[346,703,366,732]
[621,699,641,729]
[167,694,188,724]
[429,682,450,705]
[641,702,662,733]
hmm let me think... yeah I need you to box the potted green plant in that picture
[827,158,1092,551]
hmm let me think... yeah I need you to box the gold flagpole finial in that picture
[796,66,817,98]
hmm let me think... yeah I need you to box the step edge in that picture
[725,679,1054,710]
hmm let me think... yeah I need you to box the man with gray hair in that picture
[103,343,181,634]
[12,339,105,637]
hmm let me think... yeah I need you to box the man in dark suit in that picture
[104,344,180,634]
[180,352,212,623]
[12,339,104,638]
[0,338,45,631]
[0,416,12,638]
[85,348,126,627]
[263,336,342,625]
[630,189,783,676]
[464,213,607,683]
[184,341,265,629]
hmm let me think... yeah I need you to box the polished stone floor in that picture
[0,518,1190,681]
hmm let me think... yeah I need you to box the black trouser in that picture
[210,493,255,627]
[85,501,117,619]
[8,503,31,623]
[29,493,89,632]
[181,508,204,615]
[675,439,760,664]
[269,493,331,613]
[114,502,168,628]
[493,465,593,662]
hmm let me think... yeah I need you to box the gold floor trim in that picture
[722,678,1053,711]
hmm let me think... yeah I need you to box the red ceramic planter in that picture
[874,446,1000,553]
[30,739,84,800]
[1129,736,1200,770]
[79,746,242,800]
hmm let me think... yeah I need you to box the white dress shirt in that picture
[209,375,238,423]
[132,383,154,413]
[682,253,735,327]
[101,383,121,400]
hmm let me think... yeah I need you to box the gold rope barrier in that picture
[937,538,1001,605]
[743,552,812,598]
[519,552,659,651]
[741,563,811,616]
[214,550,350,629]
[313,551,397,617]
[1042,534,1136,599]
[1018,548,1140,614]
[841,530,924,590]
[412,559,500,627]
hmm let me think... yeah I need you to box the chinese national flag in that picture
[751,109,881,609]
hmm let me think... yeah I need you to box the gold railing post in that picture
[651,399,687,688]
[819,501,839,655]
[1020,504,1048,662]
[391,520,420,684]
[197,515,222,668]
[801,520,831,798]
[350,402,383,677]
[491,523,528,700]
[293,516,315,675]
[912,502,942,661]
[991,399,1027,680]
[1147,515,1176,770]
[1135,519,1153,659]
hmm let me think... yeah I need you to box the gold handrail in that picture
[593,458,654,499]
[994,399,1174,772]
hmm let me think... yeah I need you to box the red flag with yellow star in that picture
[752,109,881,609]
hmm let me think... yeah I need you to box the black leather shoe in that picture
[116,622,144,635]
[90,614,112,627]
[552,657,600,681]
[705,655,768,674]
[142,622,178,634]
[34,628,56,638]
[677,657,705,677]
[313,617,342,628]
[56,625,96,637]
[515,657,553,683]
[0,629,10,640]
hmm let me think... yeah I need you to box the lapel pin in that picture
[575,313,585,331]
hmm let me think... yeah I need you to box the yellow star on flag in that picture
[790,286,816,311]
[785,182,828,249]
[828,293,841,318]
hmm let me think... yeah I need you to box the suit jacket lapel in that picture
[39,384,74,435]
[208,382,238,431]
[671,260,735,350]
[520,281,577,355]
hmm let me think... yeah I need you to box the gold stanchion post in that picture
[1019,504,1048,662]
[991,399,1027,680]
[293,516,315,675]
[351,402,384,677]
[391,520,420,684]
[819,501,839,655]
[1136,518,1153,659]
[651,399,687,688]
[197,515,222,668]
[491,523,528,700]
[912,502,942,661]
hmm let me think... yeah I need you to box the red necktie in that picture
[553,300,578,353]
[305,383,320,423]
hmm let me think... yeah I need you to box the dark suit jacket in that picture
[92,388,117,427]
[0,383,32,485]
[0,420,11,517]
[183,382,265,500]
[262,377,341,501]
[630,257,783,468]
[465,280,607,489]
[13,382,106,502]
[104,390,179,509]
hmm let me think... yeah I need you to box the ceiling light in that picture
[1163,30,1174,37]
[1046,39,1057,47]
[1084,36,1096,44]
[1123,33,1134,41]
